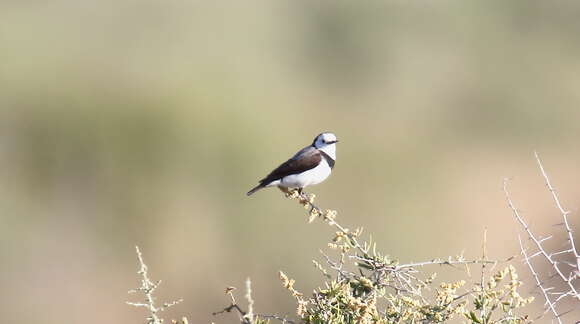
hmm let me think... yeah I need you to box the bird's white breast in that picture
[279,159,332,188]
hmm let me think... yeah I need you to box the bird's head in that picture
[313,132,338,159]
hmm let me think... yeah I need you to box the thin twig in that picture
[295,191,369,257]
[213,279,296,324]
[394,258,497,270]
[481,229,488,324]
[256,314,297,324]
[244,278,255,322]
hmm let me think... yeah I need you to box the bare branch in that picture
[503,178,579,300]
[518,236,562,324]
[127,246,183,324]
[502,153,580,323]
[534,152,580,280]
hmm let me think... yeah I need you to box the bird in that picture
[247,132,338,196]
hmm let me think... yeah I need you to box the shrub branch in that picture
[127,246,183,324]
[503,152,579,323]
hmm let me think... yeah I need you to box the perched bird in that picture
[247,132,338,196]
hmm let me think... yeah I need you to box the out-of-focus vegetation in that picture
[1,1,580,323]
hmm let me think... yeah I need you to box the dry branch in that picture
[503,152,579,323]
[127,246,183,324]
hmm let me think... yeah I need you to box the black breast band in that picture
[319,151,335,169]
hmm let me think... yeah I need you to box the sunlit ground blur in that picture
[1,1,580,323]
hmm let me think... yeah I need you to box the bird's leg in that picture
[297,187,310,201]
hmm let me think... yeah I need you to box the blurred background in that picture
[1,1,579,323]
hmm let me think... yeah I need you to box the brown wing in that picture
[259,147,321,185]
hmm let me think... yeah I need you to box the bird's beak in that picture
[329,140,339,144]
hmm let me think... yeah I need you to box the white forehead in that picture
[319,133,336,141]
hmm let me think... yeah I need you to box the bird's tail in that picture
[246,184,264,196]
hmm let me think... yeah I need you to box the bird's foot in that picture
[297,190,317,207]
[297,188,310,201]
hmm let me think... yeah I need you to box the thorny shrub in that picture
[214,190,533,324]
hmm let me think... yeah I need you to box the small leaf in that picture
[466,311,481,323]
